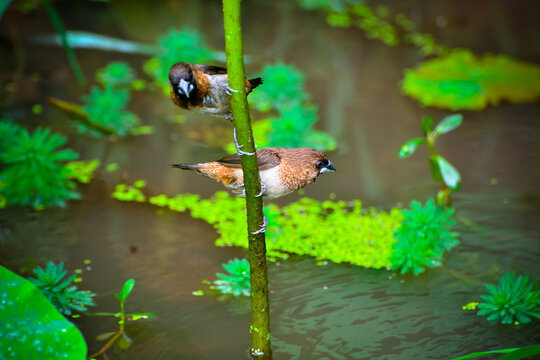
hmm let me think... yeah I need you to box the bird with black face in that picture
[170,147,336,199]
[168,61,263,121]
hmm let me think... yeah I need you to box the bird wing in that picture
[218,148,282,170]
[196,64,228,75]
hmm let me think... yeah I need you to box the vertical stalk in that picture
[426,134,450,206]
[222,0,272,358]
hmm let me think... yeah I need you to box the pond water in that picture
[1,0,539,359]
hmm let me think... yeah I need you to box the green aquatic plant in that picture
[96,61,136,89]
[213,259,251,297]
[0,265,87,360]
[228,62,336,152]
[143,27,214,92]
[390,198,459,275]
[126,186,404,268]
[0,122,80,209]
[112,180,147,202]
[399,114,463,206]
[402,51,540,110]
[90,279,155,358]
[477,273,540,325]
[65,159,100,184]
[81,85,140,137]
[28,261,96,316]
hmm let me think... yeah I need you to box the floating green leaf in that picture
[402,51,540,110]
[435,114,462,136]
[398,137,424,158]
[0,265,87,360]
[436,155,461,190]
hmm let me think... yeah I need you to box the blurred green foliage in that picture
[399,114,463,206]
[118,187,403,268]
[0,265,87,360]
[96,61,136,89]
[28,261,96,316]
[143,27,214,92]
[49,61,144,138]
[212,259,251,297]
[0,121,80,209]
[65,159,100,184]
[112,180,147,202]
[477,273,540,325]
[402,51,540,110]
[226,62,337,152]
[390,199,459,275]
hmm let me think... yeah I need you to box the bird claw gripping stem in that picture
[251,214,267,234]
[233,127,255,156]
[255,183,266,197]
[225,86,238,95]
[242,182,266,197]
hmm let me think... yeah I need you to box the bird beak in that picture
[320,161,336,173]
[178,79,194,98]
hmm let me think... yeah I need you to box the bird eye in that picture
[315,160,325,169]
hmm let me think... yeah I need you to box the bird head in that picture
[314,158,336,174]
[169,62,195,99]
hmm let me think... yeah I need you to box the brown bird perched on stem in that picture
[168,61,263,121]
[170,147,336,199]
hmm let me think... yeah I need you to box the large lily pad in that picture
[0,265,87,360]
[402,51,540,110]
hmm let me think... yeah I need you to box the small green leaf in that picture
[436,156,461,190]
[398,137,425,158]
[96,332,117,341]
[122,279,135,301]
[429,155,442,181]
[435,114,463,135]
[421,116,434,135]
[129,312,155,321]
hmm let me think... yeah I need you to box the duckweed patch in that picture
[116,185,404,268]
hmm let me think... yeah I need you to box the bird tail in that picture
[249,77,263,90]
[170,163,202,171]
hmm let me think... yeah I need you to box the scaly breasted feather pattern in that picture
[168,62,263,121]
[170,147,336,199]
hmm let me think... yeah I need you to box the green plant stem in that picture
[87,309,126,359]
[222,0,271,358]
[41,1,86,86]
[426,134,451,205]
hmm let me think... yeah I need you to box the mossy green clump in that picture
[144,189,403,268]
[402,51,540,110]
[65,159,100,184]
